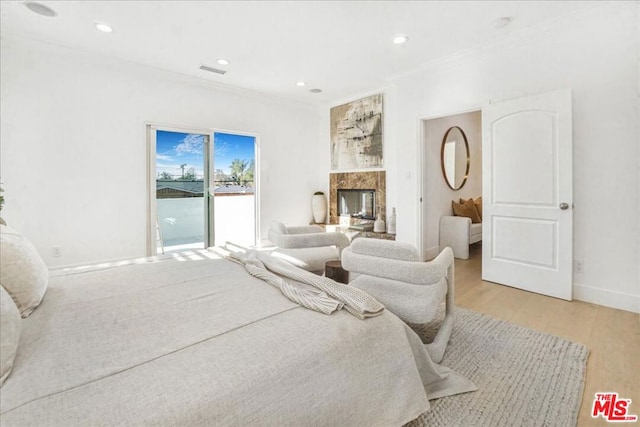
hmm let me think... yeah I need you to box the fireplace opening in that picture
[337,189,376,220]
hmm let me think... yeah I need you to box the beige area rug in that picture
[407,307,589,427]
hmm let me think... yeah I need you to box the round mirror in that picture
[440,126,470,190]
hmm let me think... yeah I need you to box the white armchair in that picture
[439,216,482,260]
[267,221,350,275]
[341,239,454,363]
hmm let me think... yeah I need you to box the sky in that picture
[156,130,255,179]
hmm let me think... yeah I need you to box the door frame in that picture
[417,105,482,261]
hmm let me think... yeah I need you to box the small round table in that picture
[325,260,349,284]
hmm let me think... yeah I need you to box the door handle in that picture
[559,202,569,210]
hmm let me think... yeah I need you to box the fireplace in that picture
[329,171,385,224]
[337,189,376,220]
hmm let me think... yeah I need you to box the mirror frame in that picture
[440,125,470,191]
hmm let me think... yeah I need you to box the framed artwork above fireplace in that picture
[330,94,383,170]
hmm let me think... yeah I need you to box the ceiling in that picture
[0,1,600,105]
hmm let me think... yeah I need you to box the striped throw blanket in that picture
[229,251,384,319]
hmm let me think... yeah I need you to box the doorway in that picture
[419,110,483,261]
[147,125,258,255]
[418,89,573,300]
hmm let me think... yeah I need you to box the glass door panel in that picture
[213,132,256,247]
[155,130,208,253]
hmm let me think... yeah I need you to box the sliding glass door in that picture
[147,125,258,255]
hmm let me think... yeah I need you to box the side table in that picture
[325,260,349,284]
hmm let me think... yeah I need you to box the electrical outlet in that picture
[52,246,61,258]
[573,260,584,274]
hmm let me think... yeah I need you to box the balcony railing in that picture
[157,192,255,252]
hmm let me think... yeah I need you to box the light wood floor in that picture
[454,243,640,426]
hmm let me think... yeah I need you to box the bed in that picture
[0,236,474,425]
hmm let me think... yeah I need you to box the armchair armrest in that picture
[348,238,420,261]
[268,229,350,251]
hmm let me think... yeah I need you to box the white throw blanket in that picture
[229,250,385,319]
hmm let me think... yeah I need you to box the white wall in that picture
[0,37,320,267]
[422,111,482,259]
[392,3,639,312]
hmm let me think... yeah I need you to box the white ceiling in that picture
[0,1,601,105]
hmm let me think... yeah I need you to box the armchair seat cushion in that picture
[267,221,348,274]
[271,247,339,274]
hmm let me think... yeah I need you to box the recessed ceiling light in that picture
[95,22,113,33]
[310,88,322,94]
[24,2,57,17]
[494,17,512,29]
[296,81,306,87]
[217,58,230,66]
[393,34,409,45]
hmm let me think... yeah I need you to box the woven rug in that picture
[406,307,589,427]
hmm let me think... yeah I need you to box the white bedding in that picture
[0,250,474,426]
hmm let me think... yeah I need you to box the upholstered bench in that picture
[439,197,482,260]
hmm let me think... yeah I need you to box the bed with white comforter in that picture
[0,249,474,426]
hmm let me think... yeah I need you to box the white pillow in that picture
[0,225,48,317]
[1,285,21,386]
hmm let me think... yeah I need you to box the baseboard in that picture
[421,244,638,313]
[573,284,640,314]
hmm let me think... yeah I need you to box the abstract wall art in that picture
[330,94,383,170]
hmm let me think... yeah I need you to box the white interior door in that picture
[482,89,573,300]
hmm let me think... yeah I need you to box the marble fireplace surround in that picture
[329,171,386,224]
